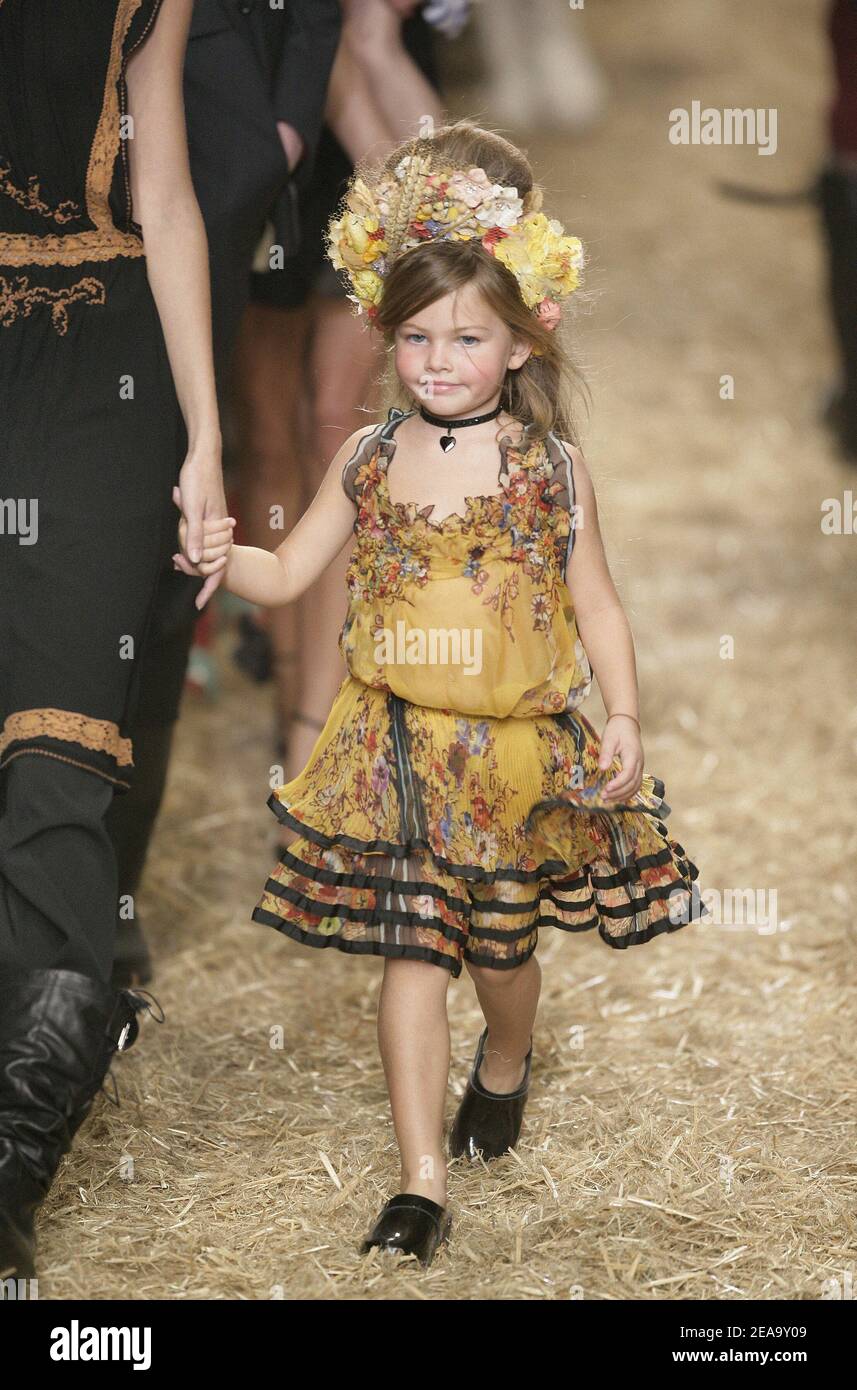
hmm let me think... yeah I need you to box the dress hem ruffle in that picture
[265,790,702,895]
[253,792,710,975]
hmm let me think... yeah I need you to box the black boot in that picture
[360,1193,452,1267]
[449,1028,533,1162]
[106,722,178,989]
[0,967,163,1279]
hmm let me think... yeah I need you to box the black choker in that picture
[418,402,503,452]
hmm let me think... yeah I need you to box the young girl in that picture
[175,121,709,1270]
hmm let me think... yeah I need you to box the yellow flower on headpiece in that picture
[349,268,385,309]
[327,212,386,273]
[493,212,583,309]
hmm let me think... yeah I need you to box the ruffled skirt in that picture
[251,675,710,976]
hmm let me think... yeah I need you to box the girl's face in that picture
[393,283,532,416]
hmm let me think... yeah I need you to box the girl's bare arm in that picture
[563,447,641,723]
[218,428,375,606]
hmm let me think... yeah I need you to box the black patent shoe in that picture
[359,1193,452,1268]
[449,1027,533,1162]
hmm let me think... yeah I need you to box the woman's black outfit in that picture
[0,0,175,1278]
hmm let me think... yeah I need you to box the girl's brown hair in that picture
[361,119,592,445]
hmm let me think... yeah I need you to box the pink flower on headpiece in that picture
[535,297,562,331]
[447,167,497,208]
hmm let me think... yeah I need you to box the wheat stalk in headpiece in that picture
[383,137,435,263]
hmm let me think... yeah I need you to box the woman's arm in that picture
[175,427,375,606]
[124,0,225,596]
[324,39,393,163]
[325,0,445,162]
[563,446,644,799]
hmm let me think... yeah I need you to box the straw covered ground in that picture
[39,0,856,1299]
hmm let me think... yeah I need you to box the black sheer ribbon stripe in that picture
[462,943,539,971]
[253,899,696,964]
[566,886,698,921]
[251,908,462,976]
[585,847,690,887]
[536,912,602,933]
[258,877,471,946]
[599,916,696,949]
[275,844,474,911]
[542,889,597,912]
[464,920,543,943]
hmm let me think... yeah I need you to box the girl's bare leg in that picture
[377,957,451,1206]
[464,955,541,1092]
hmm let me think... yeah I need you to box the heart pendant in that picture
[440,435,456,452]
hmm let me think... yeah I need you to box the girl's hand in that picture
[173,456,229,609]
[173,488,236,606]
[598,714,644,803]
[173,515,235,575]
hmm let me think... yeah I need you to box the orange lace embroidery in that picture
[0,160,83,224]
[0,273,106,334]
[0,0,146,268]
[0,708,134,766]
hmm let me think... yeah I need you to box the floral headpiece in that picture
[325,141,584,338]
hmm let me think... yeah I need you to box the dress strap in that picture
[542,432,580,581]
[379,406,416,440]
[340,409,416,502]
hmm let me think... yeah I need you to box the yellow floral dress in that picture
[252,407,709,975]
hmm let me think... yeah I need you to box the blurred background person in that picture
[229,0,453,858]
[470,0,608,132]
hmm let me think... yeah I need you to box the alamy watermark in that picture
[669,884,781,933]
[669,101,777,156]
[0,497,38,544]
[374,621,483,675]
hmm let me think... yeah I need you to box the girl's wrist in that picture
[606,711,641,731]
